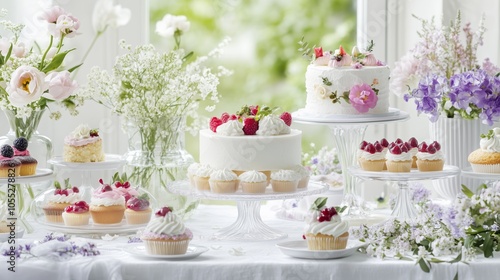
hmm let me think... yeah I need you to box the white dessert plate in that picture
[348,165,460,181]
[461,167,500,180]
[292,108,410,124]
[0,168,53,184]
[48,154,126,170]
[276,239,365,260]
[123,244,208,260]
[0,229,25,242]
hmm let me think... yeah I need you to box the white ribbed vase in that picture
[429,117,490,200]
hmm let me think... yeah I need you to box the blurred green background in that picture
[150,0,356,159]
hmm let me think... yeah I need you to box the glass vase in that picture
[123,116,199,219]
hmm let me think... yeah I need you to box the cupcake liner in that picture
[271,179,298,193]
[298,176,310,189]
[416,159,444,172]
[143,239,190,255]
[359,158,385,172]
[386,160,412,173]
[240,181,268,193]
[62,212,90,226]
[20,163,37,176]
[90,205,125,224]
[43,209,65,223]
[411,156,417,169]
[125,208,152,224]
[306,232,349,250]
[194,176,210,191]
[470,163,500,173]
[0,166,20,178]
[209,180,239,193]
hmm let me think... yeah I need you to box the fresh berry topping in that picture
[431,141,441,151]
[229,114,238,121]
[359,141,368,150]
[54,189,62,195]
[249,105,259,115]
[280,112,292,126]
[13,137,28,151]
[403,142,411,151]
[0,145,14,158]
[395,138,404,145]
[373,142,384,153]
[302,234,306,240]
[390,144,402,155]
[90,129,99,137]
[418,142,428,153]
[98,179,113,192]
[65,201,89,213]
[408,137,419,148]
[339,45,346,56]
[242,117,259,135]
[115,181,130,189]
[126,194,150,211]
[220,113,230,123]
[380,138,389,148]
[72,186,79,193]
[209,117,223,133]
[388,142,396,150]
[60,189,69,196]
[400,143,409,153]
[317,207,338,222]
[74,201,88,208]
[364,143,376,154]
[427,143,437,154]
[155,206,172,217]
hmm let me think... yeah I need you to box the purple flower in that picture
[404,74,447,121]
[128,237,143,243]
[410,184,430,203]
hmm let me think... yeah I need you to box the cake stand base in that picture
[391,181,418,221]
[212,201,287,241]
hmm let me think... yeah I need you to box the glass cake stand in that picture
[169,181,329,241]
[461,167,500,186]
[48,154,126,201]
[293,108,410,217]
[348,165,460,221]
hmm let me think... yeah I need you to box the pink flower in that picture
[38,5,66,24]
[38,6,80,37]
[349,83,378,113]
[314,47,323,58]
[363,53,378,66]
[7,66,47,107]
[56,14,80,38]
[44,71,78,101]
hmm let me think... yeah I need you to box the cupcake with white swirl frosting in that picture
[239,170,268,193]
[141,206,193,255]
[209,168,239,193]
[194,164,213,191]
[270,170,300,193]
[468,128,500,173]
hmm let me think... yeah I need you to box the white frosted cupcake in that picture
[43,182,81,223]
[194,164,213,191]
[386,143,412,172]
[89,181,126,224]
[187,162,201,188]
[292,165,310,188]
[271,170,300,193]
[239,170,268,193]
[209,169,239,193]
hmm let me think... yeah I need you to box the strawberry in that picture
[374,141,383,152]
[221,113,230,123]
[243,118,259,135]
[209,117,223,133]
[126,194,150,211]
[427,144,437,154]
[390,144,402,155]
[418,142,428,153]
[403,142,411,151]
[72,186,79,193]
[380,138,389,148]
[408,137,419,148]
[431,141,441,151]
[229,114,238,121]
[280,112,292,126]
[359,141,368,150]
[395,138,404,145]
[364,143,376,154]
[400,143,409,153]
[155,206,172,217]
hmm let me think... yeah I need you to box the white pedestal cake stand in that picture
[349,165,460,221]
[461,167,500,187]
[169,181,328,241]
[293,108,410,218]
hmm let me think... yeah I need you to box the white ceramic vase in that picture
[429,117,490,200]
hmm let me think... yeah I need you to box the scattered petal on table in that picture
[228,247,245,256]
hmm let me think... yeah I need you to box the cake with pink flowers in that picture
[63,124,104,163]
[300,41,390,116]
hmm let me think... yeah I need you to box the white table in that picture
[1,204,499,280]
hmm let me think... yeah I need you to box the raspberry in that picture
[280,112,292,126]
[229,114,238,121]
[242,118,259,135]
[408,137,418,148]
[390,144,402,155]
[427,143,437,154]
[380,138,389,148]
[90,129,99,137]
[418,142,428,153]
[364,143,376,154]
[155,206,172,217]
[249,105,259,115]
[431,141,441,151]
[0,145,13,158]
[359,141,368,150]
[221,113,230,123]
[373,141,383,152]
[13,137,28,151]
[209,117,223,132]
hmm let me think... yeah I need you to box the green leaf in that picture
[182,51,194,61]
[418,258,431,273]
[64,178,70,189]
[310,197,327,211]
[4,43,12,63]
[461,185,474,198]
[483,232,494,257]
[67,63,83,73]
[450,252,462,263]
[42,48,75,73]
[112,172,120,183]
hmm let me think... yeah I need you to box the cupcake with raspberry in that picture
[125,194,152,224]
[468,128,500,173]
[209,169,239,193]
[270,170,300,193]
[358,141,385,171]
[303,197,349,250]
[0,145,21,178]
[416,141,445,171]
[43,180,81,223]
[12,137,38,176]
[62,201,90,226]
[194,164,213,191]
[239,170,268,193]
[141,206,193,255]
[386,142,412,172]
[89,179,125,224]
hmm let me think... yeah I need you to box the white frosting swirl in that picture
[187,162,200,176]
[144,212,185,235]
[71,124,91,139]
[64,124,100,146]
[216,120,244,136]
[209,168,238,181]
[305,211,349,237]
[416,150,444,161]
[239,170,267,183]
[195,164,213,178]
[271,170,299,181]
[480,128,500,152]
[256,115,290,136]
[410,147,418,157]
[47,192,80,204]
[359,151,385,161]
[91,188,125,206]
[291,165,310,178]
[386,152,412,162]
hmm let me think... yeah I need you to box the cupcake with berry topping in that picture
[408,137,419,168]
[125,194,152,224]
[379,138,390,170]
[291,165,310,188]
[141,206,193,255]
[62,201,90,226]
[0,145,21,178]
[63,124,105,163]
[239,170,268,193]
[111,173,139,202]
[193,164,213,191]
[12,137,38,176]
[89,179,126,224]
[271,170,300,193]
[416,141,445,171]
[303,197,349,250]
[42,179,81,223]
[468,128,500,173]
[386,141,412,172]
[358,141,386,171]
[209,168,239,193]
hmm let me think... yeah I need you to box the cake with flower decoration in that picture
[89,179,125,224]
[199,105,302,180]
[141,206,193,255]
[42,179,81,223]
[303,197,349,250]
[63,124,104,163]
[468,128,500,173]
[299,40,390,116]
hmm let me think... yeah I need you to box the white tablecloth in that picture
[1,204,499,280]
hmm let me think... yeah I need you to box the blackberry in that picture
[13,137,28,151]
[0,145,14,158]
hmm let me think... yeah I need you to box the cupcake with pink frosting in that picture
[89,179,125,224]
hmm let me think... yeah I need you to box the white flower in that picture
[155,14,190,37]
[7,66,47,107]
[313,84,329,99]
[92,0,131,34]
[71,124,91,139]
[55,14,80,38]
[44,71,78,101]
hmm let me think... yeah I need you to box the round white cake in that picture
[199,129,302,171]
[304,65,390,116]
